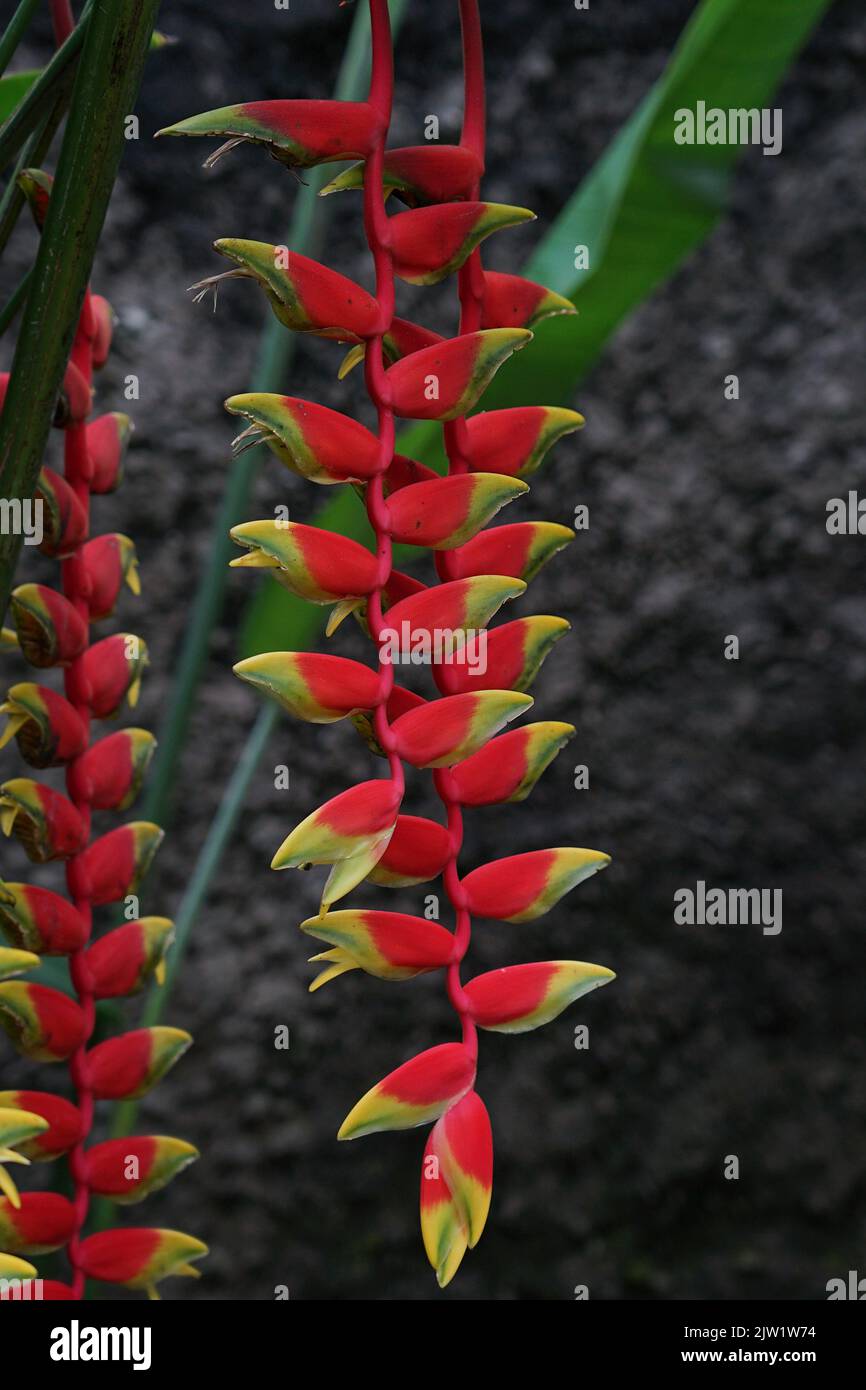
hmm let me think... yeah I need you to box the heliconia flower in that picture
[230,521,378,634]
[320,144,483,206]
[87,411,132,494]
[338,317,445,380]
[77,1226,208,1300]
[77,534,140,620]
[0,1252,38,1281]
[89,294,114,369]
[420,1126,468,1288]
[16,166,52,228]
[34,467,88,558]
[367,814,452,887]
[205,240,380,344]
[433,615,570,697]
[54,360,93,427]
[86,1027,192,1101]
[0,982,87,1061]
[465,960,615,1033]
[157,98,379,169]
[465,405,585,479]
[385,473,527,550]
[0,1091,84,1160]
[338,1043,475,1141]
[428,1091,492,1250]
[384,575,527,654]
[442,520,574,585]
[75,822,164,906]
[225,393,380,484]
[74,632,148,718]
[0,683,88,767]
[0,627,17,651]
[67,729,156,811]
[462,847,611,923]
[480,270,576,331]
[84,1137,198,1204]
[386,329,531,421]
[389,203,536,285]
[271,779,402,910]
[451,721,575,806]
[233,652,380,724]
[392,690,533,769]
[0,883,87,956]
[0,948,39,980]
[0,1191,76,1254]
[0,1106,49,1207]
[84,918,174,998]
[299,909,454,989]
[9,583,88,668]
[0,778,87,862]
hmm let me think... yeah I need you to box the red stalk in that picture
[60,299,96,1300]
[362,0,406,806]
[431,0,490,1066]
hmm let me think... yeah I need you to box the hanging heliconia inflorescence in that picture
[0,158,205,1301]
[159,0,613,1287]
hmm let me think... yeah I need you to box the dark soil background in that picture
[3,0,865,1300]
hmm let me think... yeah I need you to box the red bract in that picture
[0,683,88,768]
[35,467,88,557]
[0,1091,84,1159]
[0,884,87,956]
[86,412,131,493]
[168,0,612,1290]
[157,99,380,170]
[0,134,201,1297]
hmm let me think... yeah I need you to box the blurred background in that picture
[3,0,865,1299]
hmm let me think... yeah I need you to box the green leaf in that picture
[240,0,832,657]
[0,68,39,122]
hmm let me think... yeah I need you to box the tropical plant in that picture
[0,3,204,1302]
[158,0,614,1286]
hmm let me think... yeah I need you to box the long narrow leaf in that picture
[0,0,42,79]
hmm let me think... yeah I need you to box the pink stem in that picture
[61,309,97,1301]
[49,0,75,46]
[431,0,489,1069]
[363,0,404,795]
